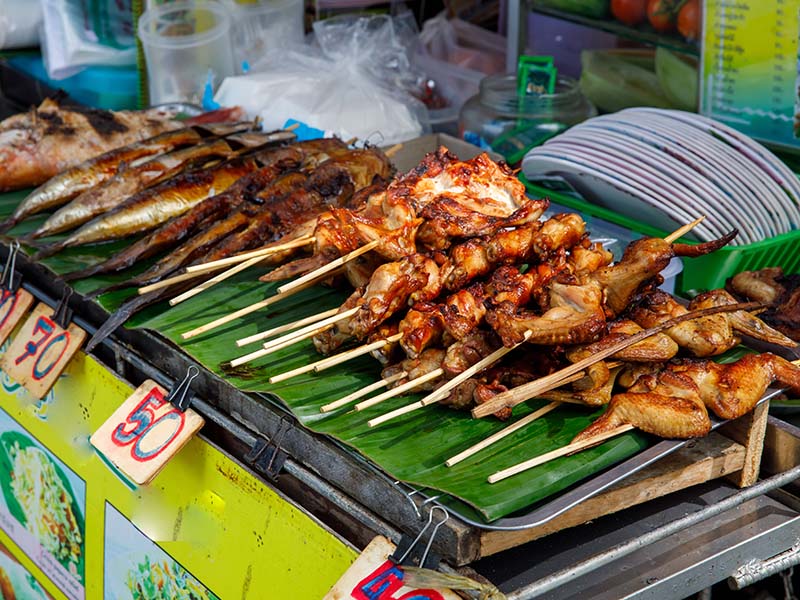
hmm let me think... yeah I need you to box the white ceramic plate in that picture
[586,114,778,240]
[621,110,793,236]
[548,130,759,243]
[524,149,711,240]
[633,108,800,230]
[541,140,726,241]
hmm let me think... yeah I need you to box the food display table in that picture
[2,229,800,599]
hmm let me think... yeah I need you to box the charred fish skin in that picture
[29,136,240,239]
[119,170,311,289]
[0,128,207,234]
[0,97,184,192]
[60,139,349,281]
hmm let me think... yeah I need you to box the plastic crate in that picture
[523,176,800,295]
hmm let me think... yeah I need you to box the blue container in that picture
[7,55,139,110]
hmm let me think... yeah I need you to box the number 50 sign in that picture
[91,380,204,485]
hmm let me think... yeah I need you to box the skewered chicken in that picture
[573,353,800,440]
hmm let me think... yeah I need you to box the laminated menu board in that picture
[700,0,800,148]
[0,342,356,598]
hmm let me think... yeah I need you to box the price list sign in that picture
[700,0,800,148]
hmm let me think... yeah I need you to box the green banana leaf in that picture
[0,190,649,522]
[0,431,86,580]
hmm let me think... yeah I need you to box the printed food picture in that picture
[105,504,219,600]
[124,556,220,600]
[0,429,85,583]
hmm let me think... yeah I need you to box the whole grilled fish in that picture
[63,138,348,281]
[0,97,185,192]
[120,171,311,290]
[28,133,270,239]
[120,146,392,287]
[0,120,255,234]
[33,154,266,259]
[83,146,391,351]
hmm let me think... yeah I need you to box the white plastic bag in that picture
[0,0,42,49]
[40,0,136,80]
[414,14,505,110]
[214,14,428,145]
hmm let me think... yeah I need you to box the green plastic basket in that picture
[523,176,800,295]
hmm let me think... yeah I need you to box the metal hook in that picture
[52,287,73,329]
[418,506,449,568]
[264,417,290,475]
[1,241,20,291]
[394,505,449,567]
[392,480,422,519]
[166,365,200,412]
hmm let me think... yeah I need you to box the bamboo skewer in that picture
[278,240,380,295]
[185,236,313,273]
[314,333,403,373]
[236,308,339,347]
[446,402,561,467]
[664,216,704,243]
[367,334,531,428]
[320,371,407,413]
[268,331,401,384]
[169,254,265,307]
[181,277,324,340]
[357,369,444,413]
[487,424,636,483]
[261,307,358,351]
[139,236,316,296]
[384,143,404,158]
[138,268,220,295]
[471,301,762,419]
[229,320,337,367]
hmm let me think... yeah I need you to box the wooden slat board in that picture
[720,399,770,487]
[479,432,747,558]
[0,302,86,399]
[90,379,205,485]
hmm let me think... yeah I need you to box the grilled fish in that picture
[28,129,290,239]
[0,120,257,234]
[129,146,392,286]
[61,138,348,281]
[83,146,391,351]
[33,155,263,259]
[0,97,185,192]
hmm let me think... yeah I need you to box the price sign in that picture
[324,536,460,600]
[90,379,204,485]
[0,287,34,346]
[0,302,86,399]
[700,0,800,148]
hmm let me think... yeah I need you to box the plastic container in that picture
[230,0,304,73]
[459,74,596,164]
[525,176,800,295]
[137,1,236,105]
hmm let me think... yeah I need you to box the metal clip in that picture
[392,480,422,519]
[390,505,449,570]
[51,287,73,329]
[165,365,199,412]
[0,241,21,292]
[245,417,290,481]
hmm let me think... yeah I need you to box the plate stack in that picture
[522,108,800,245]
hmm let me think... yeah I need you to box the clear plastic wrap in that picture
[40,0,136,80]
[214,14,429,145]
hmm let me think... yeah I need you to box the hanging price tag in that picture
[90,379,204,485]
[0,302,86,399]
[324,536,460,600]
[0,286,34,346]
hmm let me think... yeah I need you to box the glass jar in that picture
[459,74,597,163]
